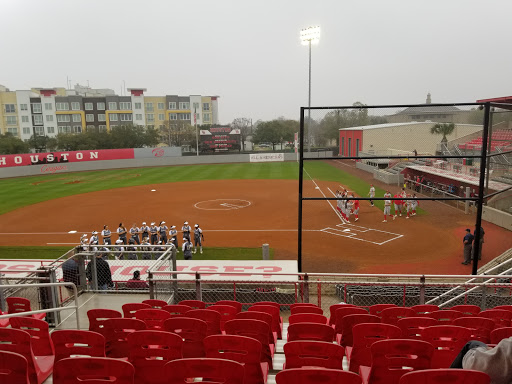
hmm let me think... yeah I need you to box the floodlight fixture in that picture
[300,26,320,45]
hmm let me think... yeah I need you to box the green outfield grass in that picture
[0,246,71,259]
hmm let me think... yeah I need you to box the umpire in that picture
[462,228,474,265]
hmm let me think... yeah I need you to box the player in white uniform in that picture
[411,193,419,216]
[405,194,413,218]
[89,231,99,245]
[383,190,392,222]
[346,198,354,222]
[368,185,375,206]
[193,224,204,254]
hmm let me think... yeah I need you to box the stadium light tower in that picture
[300,25,320,153]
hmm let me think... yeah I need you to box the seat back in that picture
[368,339,434,383]
[235,311,275,344]
[51,330,105,362]
[283,340,344,369]
[162,304,192,317]
[103,318,146,358]
[334,307,368,334]
[328,304,356,325]
[399,368,491,384]
[53,357,135,384]
[178,300,206,309]
[224,319,273,368]
[290,303,317,309]
[163,317,208,358]
[204,335,265,384]
[183,309,222,335]
[215,300,243,313]
[287,323,335,342]
[380,307,416,325]
[142,299,168,309]
[451,305,481,315]
[493,305,512,313]
[425,310,464,324]
[348,323,402,373]
[164,358,245,384]
[254,301,280,309]
[290,306,324,315]
[0,350,30,384]
[248,305,281,338]
[420,325,472,368]
[479,309,512,328]
[397,317,439,339]
[340,314,380,347]
[87,308,122,335]
[208,305,238,330]
[6,297,32,314]
[9,317,54,356]
[276,368,362,384]
[0,328,38,384]
[134,308,171,330]
[369,304,397,316]
[411,305,440,316]
[453,317,495,343]
[490,326,512,344]
[122,303,151,318]
[289,313,327,325]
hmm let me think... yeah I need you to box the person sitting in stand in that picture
[126,270,149,290]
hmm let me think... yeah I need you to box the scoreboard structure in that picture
[200,126,241,152]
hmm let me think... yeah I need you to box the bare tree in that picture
[231,117,252,151]
[160,120,196,147]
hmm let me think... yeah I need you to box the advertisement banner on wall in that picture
[200,126,241,152]
[249,153,285,163]
[0,148,135,168]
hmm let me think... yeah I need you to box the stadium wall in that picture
[482,206,512,230]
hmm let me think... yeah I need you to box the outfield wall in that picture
[0,149,332,179]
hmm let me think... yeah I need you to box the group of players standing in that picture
[335,189,360,223]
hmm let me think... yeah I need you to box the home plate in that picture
[315,187,320,189]
[151,189,156,192]
[343,229,351,232]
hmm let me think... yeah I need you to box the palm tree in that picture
[430,122,455,144]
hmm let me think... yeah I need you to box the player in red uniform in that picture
[351,193,360,222]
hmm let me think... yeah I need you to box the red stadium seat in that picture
[163,317,208,358]
[290,306,324,315]
[205,334,269,384]
[51,330,105,362]
[208,304,238,331]
[178,299,206,309]
[134,308,171,330]
[334,307,368,336]
[493,305,512,313]
[87,308,122,335]
[397,317,438,339]
[369,304,397,316]
[236,310,277,345]
[399,368,490,384]
[411,305,439,317]
[283,340,344,370]
[182,309,222,335]
[164,358,245,384]
[249,305,283,339]
[359,339,434,384]
[420,325,472,368]
[478,309,512,328]
[328,303,356,325]
[338,314,380,347]
[424,310,464,325]
[289,313,327,325]
[379,307,415,326]
[0,312,10,328]
[142,299,168,309]
[224,319,274,370]
[6,297,46,321]
[162,304,192,317]
[453,317,495,343]
[53,357,134,384]
[127,330,183,384]
[346,323,402,373]
[276,368,362,384]
[255,301,283,325]
[9,317,54,357]
[490,326,512,344]
[287,322,335,342]
[216,300,243,313]
[289,303,317,309]
[103,318,146,358]
[451,305,481,315]
[0,350,30,384]
[0,328,53,384]
[122,303,151,318]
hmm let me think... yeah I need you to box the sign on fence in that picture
[249,153,284,163]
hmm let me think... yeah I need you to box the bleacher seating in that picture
[457,130,512,151]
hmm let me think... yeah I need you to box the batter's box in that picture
[195,199,251,211]
[321,226,403,245]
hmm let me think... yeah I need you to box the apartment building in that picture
[0,84,219,140]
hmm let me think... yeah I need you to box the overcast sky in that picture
[2,0,511,124]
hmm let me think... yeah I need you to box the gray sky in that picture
[2,0,511,124]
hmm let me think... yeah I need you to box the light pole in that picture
[300,25,320,153]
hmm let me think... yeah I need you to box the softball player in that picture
[117,223,127,245]
[141,237,151,260]
[405,194,413,218]
[150,222,158,245]
[336,190,342,213]
[368,185,375,206]
[193,224,204,254]
[89,231,99,245]
[411,193,419,215]
[383,191,392,222]
[115,239,125,260]
[80,234,89,252]
[126,238,137,260]
[169,225,179,252]
[351,194,360,222]
[182,237,193,260]
[141,222,149,240]
[129,223,141,245]
[101,225,112,245]
[182,221,191,242]
[393,192,402,219]
[159,221,168,243]
[346,199,354,223]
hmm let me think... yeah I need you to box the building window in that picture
[72,114,81,122]
[44,103,53,111]
[99,125,107,132]
[58,126,71,134]
[33,115,43,125]
[108,102,117,110]
[179,113,191,120]
[145,103,154,112]
[119,102,131,110]
[57,115,71,122]
[86,114,94,122]
[135,114,142,120]
[179,102,190,110]
[203,113,210,122]
[97,102,105,110]
[5,104,16,113]
[34,126,44,135]
[157,102,164,110]
[193,102,199,110]
[7,128,18,135]
[56,102,69,111]
[158,113,165,121]
[6,116,17,125]
[46,115,54,122]
[32,103,42,113]
[20,104,28,111]
[147,114,154,123]
[74,126,82,133]
[22,116,29,123]
[120,114,132,121]
[203,103,210,111]
[110,113,118,121]
[168,102,176,109]
[73,102,82,110]
[23,127,31,135]
[47,127,55,134]
[134,102,142,109]
[98,114,106,122]
[170,113,177,120]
